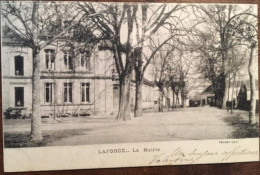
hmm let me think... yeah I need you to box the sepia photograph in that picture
[1,1,259,172]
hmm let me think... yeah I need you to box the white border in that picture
[4,138,259,172]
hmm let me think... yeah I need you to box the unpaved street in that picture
[42,107,258,146]
[4,107,258,147]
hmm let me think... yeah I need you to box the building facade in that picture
[2,37,155,118]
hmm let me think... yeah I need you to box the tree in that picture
[167,60,178,109]
[152,41,175,112]
[193,4,255,109]
[226,46,248,113]
[2,1,95,140]
[78,3,139,120]
[78,3,188,119]
[132,4,187,117]
[193,27,247,109]
[248,42,257,124]
[175,51,192,108]
[192,28,223,107]
[222,7,257,123]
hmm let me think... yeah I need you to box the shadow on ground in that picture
[4,129,87,148]
[223,114,259,138]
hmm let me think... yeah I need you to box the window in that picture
[45,83,54,103]
[80,53,90,70]
[64,83,72,103]
[64,52,73,70]
[15,87,24,106]
[81,83,90,102]
[45,49,55,70]
[113,84,119,109]
[14,56,24,76]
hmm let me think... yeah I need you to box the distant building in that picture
[199,85,215,106]
[237,80,259,113]
[195,79,259,112]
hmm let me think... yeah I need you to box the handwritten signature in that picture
[149,146,258,165]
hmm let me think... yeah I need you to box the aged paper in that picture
[1,1,259,172]
[4,139,259,172]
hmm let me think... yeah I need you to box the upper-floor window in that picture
[64,82,72,103]
[14,56,24,76]
[80,52,90,70]
[45,83,54,103]
[81,83,90,102]
[45,49,55,70]
[64,52,73,70]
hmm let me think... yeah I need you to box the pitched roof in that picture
[143,78,155,87]
[201,85,214,94]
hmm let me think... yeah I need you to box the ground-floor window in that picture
[15,87,24,106]
[64,83,72,103]
[15,56,24,76]
[45,83,54,103]
[81,83,90,102]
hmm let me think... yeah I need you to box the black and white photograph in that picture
[1,1,259,172]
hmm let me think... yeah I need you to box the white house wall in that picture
[2,79,32,111]
[2,43,156,117]
[95,49,114,77]
[2,46,33,111]
[142,84,154,109]
[2,46,33,77]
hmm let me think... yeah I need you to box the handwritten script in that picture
[149,146,258,165]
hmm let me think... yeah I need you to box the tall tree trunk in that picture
[166,90,169,111]
[176,93,180,107]
[116,75,131,121]
[172,91,175,109]
[158,90,164,112]
[181,95,186,108]
[181,85,186,108]
[222,78,228,109]
[134,79,143,117]
[227,75,231,111]
[134,50,143,117]
[248,44,256,124]
[220,31,227,110]
[231,74,236,114]
[31,47,43,141]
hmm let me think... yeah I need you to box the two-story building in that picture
[2,27,156,118]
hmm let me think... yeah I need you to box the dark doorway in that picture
[207,97,212,106]
[15,56,24,76]
[202,99,206,106]
[15,87,24,107]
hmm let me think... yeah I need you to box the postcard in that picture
[1,1,259,172]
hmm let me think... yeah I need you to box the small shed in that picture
[200,85,215,106]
